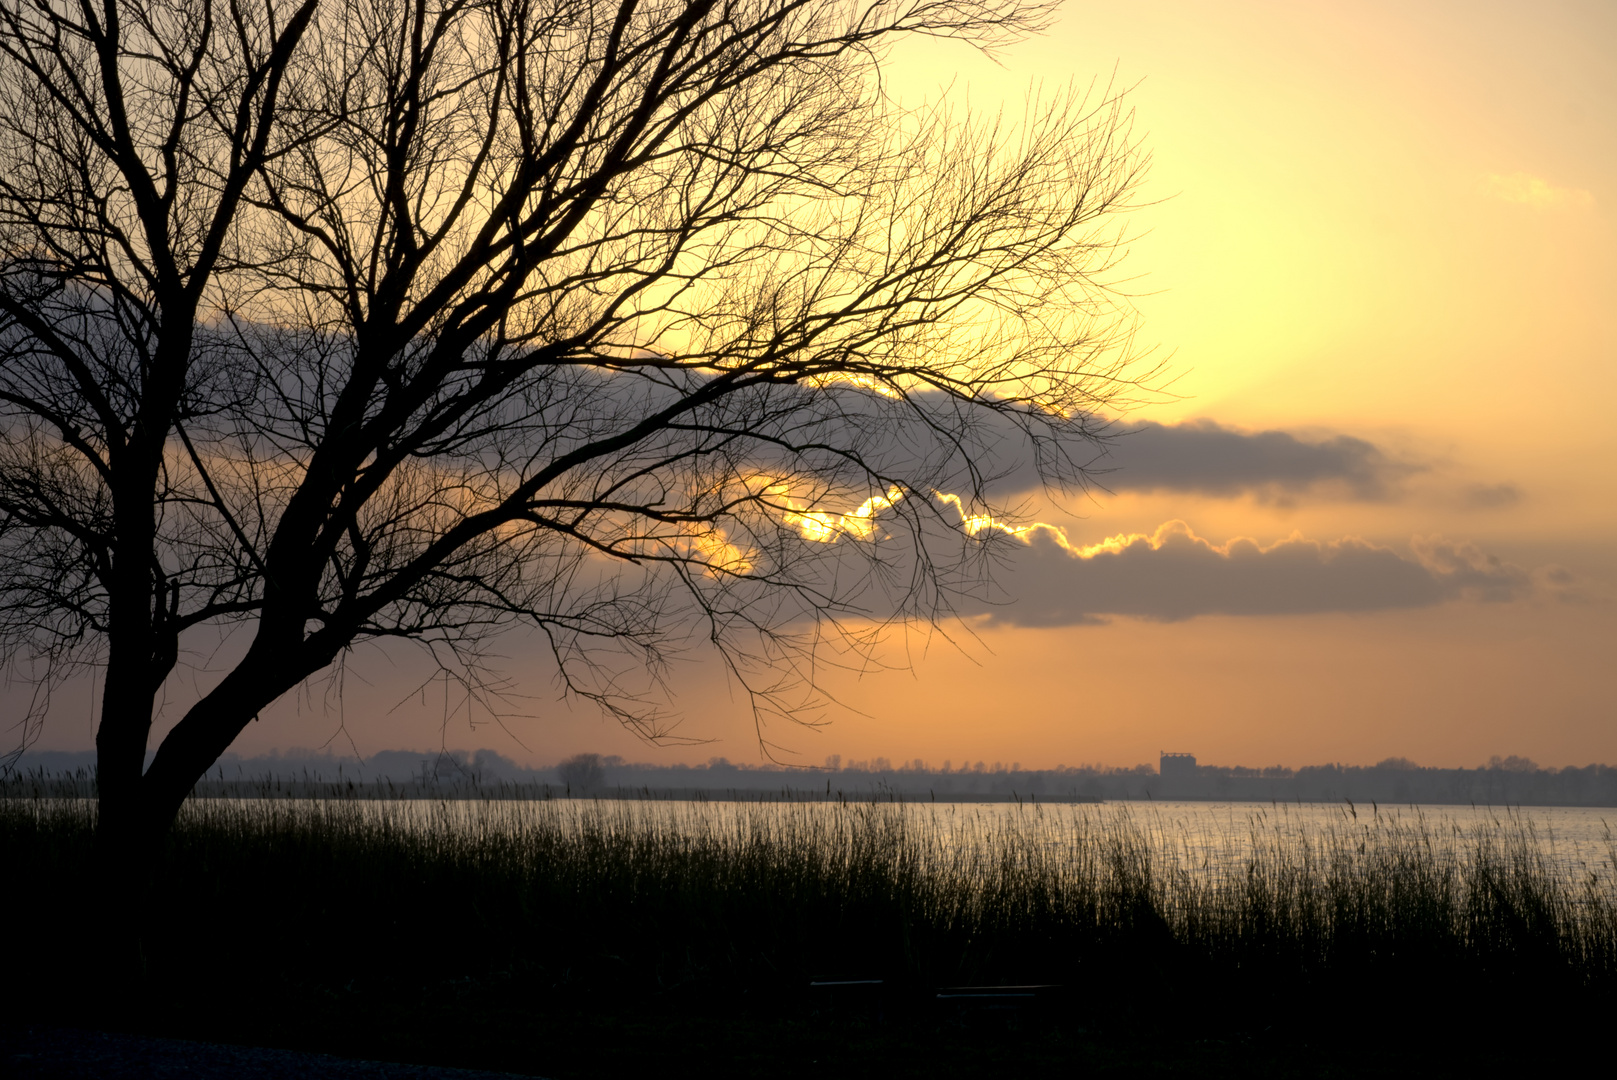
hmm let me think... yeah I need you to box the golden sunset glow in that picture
[567,0,1614,771]
[29,0,1612,776]
[934,491,1067,546]
[690,526,755,575]
[785,486,906,544]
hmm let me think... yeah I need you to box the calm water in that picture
[1074,800,1617,883]
[241,797,1617,889]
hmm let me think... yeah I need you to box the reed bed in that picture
[6,794,1613,1078]
[6,795,1614,1002]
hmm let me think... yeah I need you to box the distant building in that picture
[1160,752,1198,783]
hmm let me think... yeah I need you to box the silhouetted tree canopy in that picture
[0,0,1150,848]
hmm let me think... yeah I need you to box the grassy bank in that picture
[4,796,1614,1076]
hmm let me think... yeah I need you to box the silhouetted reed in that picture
[3,795,1612,1034]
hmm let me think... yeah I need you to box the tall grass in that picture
[4,796,1614,1030]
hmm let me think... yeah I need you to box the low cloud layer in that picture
[865,405,1418,501]
[961,521,1535,627]
[1088,419,1410,500]
[494,373,1440,506]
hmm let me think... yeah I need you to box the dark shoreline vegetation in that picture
[18,748,1617,805]
[4,796,1615,1077]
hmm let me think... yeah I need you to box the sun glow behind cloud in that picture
[691,527,754,575]
[771,486,1067,551]
[752,485,1562,626]
[787,486,1347,564]
[932,491,1080,551]
[776,483,905,544]
[786,487,1297,566]
[803,371,905,399]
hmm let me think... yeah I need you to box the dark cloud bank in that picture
[957,523,1537,627]
[908,411,1417,501]
[1082,419,1409,500]
[738,384,1424,502]
[749,395,1546,626]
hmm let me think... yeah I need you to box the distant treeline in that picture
[10,748,1617,805]
[1162,758,1617,807]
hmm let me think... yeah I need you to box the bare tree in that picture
[0,0,1150,859]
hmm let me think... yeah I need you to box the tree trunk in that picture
[92,658,163,1004]
[89,640,301,1005]
[141,641,313,832]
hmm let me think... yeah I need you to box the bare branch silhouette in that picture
[0,0,1154,854]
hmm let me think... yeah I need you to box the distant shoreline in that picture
[4,777,1111,803]
[9,775,1617,808]
[10,748,1617,806]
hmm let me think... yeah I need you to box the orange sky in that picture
[27,0,1617,772]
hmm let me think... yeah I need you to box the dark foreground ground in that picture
[4,798,1607,1077]
[1,1027,535,1079]
[0,974,1594,1079]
